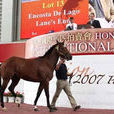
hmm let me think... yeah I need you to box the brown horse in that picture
[0,41,72,111]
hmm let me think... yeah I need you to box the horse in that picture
[0,41,72,111]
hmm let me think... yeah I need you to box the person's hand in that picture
[67,72,74,77]
[91,26,94,28]
[111,19,114,23]
[59,60,63,64]
[56,63,61,70]
[70,72,74,77]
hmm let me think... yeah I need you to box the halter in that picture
[55,45,67,58]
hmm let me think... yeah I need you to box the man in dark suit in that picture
[87,13,101,28]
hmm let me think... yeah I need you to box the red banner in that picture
[0,43,25,62]
[21,0,88,39]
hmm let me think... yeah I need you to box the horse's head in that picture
[55,41,72,60]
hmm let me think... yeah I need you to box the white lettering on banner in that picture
[36,20,52,26]
[28,13,51,19]
[57,18,69,24]
[65,41,112,53]
[95,32,114,40]
[28,8,80,28]
[63,9,80,15]
[53,11,61,16]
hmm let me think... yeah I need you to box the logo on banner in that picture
[69,65,114,85]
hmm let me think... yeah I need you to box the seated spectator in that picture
[87,13,101,28]
[66,17,77,30]
[89,0,114,28]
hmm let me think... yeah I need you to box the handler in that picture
[50,57,81,112]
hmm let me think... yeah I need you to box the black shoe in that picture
[52,107,57,110]
[74,105,81,111]
[50,107,57,112]
[50,108,57,112]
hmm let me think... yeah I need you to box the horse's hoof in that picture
[33,107,39,111]
[17,103,20,107]
[2,107,7,111]
[33,108,39,111]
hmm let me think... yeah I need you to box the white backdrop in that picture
[24,55,114,109]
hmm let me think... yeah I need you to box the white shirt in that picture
[66,23,77,30]
[96,18,113,28]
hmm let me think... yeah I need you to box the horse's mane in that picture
[39,44,58,58]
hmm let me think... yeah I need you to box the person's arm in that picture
[66,24,73,30]
[66,24,69,29]
[73,23,77,30]
[55,64,60,70]
[55,60,63,70]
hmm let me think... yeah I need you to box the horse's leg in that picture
[1,78,10,110]
[33,82,44,111]
[8,76,20,97]
[44,81,50,109]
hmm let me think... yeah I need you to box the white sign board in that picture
[24,55,114,109]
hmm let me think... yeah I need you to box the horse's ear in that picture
[56,40,62,44]
[56,40,64,45]
[56,40,59,44]
[62,41,64,45]
[55,45,59,51]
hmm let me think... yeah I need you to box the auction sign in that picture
[21,0,88,39]
[25,28,114,57]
